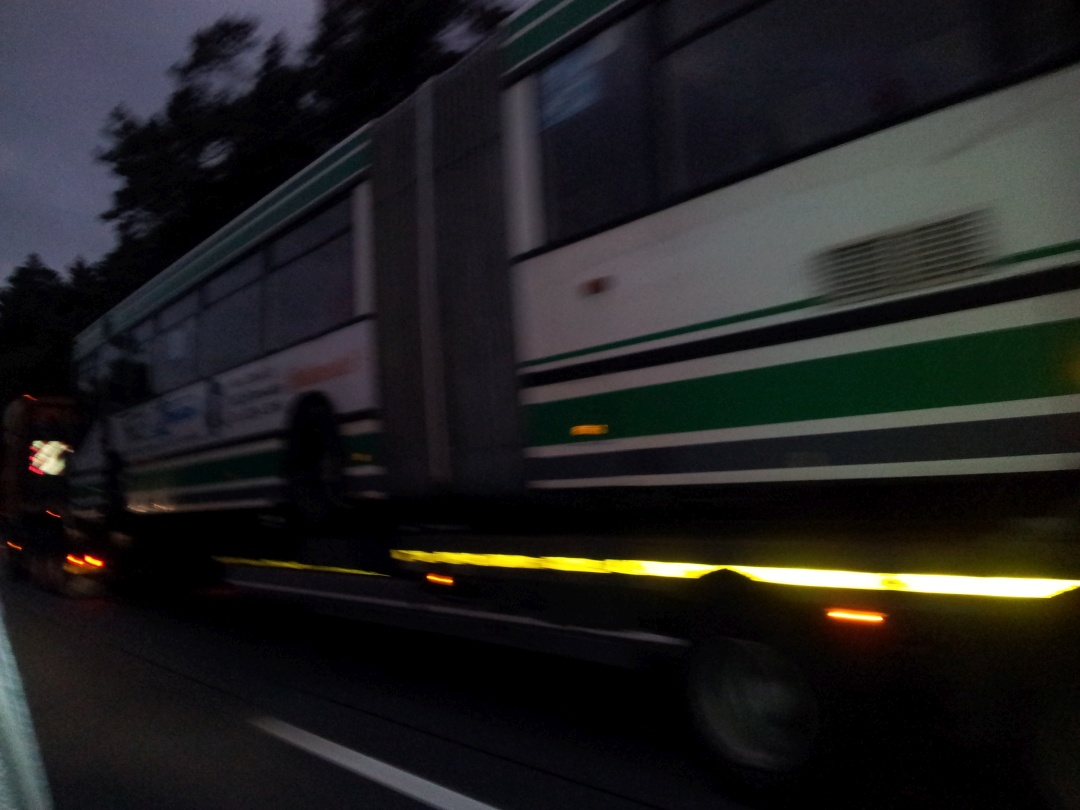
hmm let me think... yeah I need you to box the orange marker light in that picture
[826,608,886,624]
[6,542,22,551]
[65,554,86,566]
[84,555,105,568]
[426,573,454,586]
[46,510,61,519]
[570,424,609,436]
[23,394,36,400]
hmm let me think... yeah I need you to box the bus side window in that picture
[153,319,198,393]
[154,294,198,393]
[131,319,154,400]
[107,357,151,408]
[659,0,995,198]
[104,325,153,409]
[982,0,1080,75]
[264,201,353,351]
[536,11,653,243]
[77,350,99,396]
[199,254,264,376]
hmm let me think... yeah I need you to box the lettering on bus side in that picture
[224,367,285,424]
[287,354,360,390]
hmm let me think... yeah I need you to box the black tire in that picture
[285,398,346,532]
[2,548,26,582]
[687,636,824,791]
[26,554,75,597]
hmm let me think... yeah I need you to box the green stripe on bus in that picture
[506,0,568,35]
[519,299,822,368]
[131,449,283,491]
[524,318,1080,447]
[127,435,379,491]
[990,239,1080,267]
[504,0,625,71]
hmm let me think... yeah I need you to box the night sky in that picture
[0,0,317,283]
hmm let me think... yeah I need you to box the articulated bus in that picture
[68,0,1080,795]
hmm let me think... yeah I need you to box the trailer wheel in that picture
[285,398,345,531]
[26,554,72,596]
[1,548,25,582]
[688,637,822,787]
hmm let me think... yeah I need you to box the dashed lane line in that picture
[253,717,500,810]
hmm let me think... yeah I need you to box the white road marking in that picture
[252,718,499,810]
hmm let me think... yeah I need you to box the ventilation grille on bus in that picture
[814,212,993,305]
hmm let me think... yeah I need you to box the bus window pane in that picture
[983,0,1080,75]
[199,282,262,376]
[538,13,652,242]
[77,351,99,395]
[206,254,262,303]
[154,317,198,391]
[102,323,153,406]
[269,199,351,268]
[158,292,198,330]
[131,319,155,397]
[662,0,991,197]
[264,233,353,351]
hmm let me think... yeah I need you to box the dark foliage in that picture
[0,255,75,403]
[0,1,509,404]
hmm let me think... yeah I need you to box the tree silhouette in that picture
[0,1,510,407]
[0,255,75,402]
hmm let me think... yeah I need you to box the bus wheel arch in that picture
[687,634,824,789]
[685,570,828,790]
[283,393,346,531]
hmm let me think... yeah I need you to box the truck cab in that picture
[0,395,105,593]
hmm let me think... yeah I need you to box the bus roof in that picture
[502,0,629,76]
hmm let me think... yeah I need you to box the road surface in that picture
[0,580,1054,809]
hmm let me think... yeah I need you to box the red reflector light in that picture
[6,542,22,551]
[84,555,104,568]
[65,554,86,566]
[426,573,454,586]
[826,608,886,624]
[46,510,61,518]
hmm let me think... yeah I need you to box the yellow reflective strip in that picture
[214,557,386,577]
[895,573,1080,599]
[390,550,722,578]
[604,559,721,578]
[541,556,610,573]
[728,566,890,590]
[389,550,1080,598]
[729,566,1080,597]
